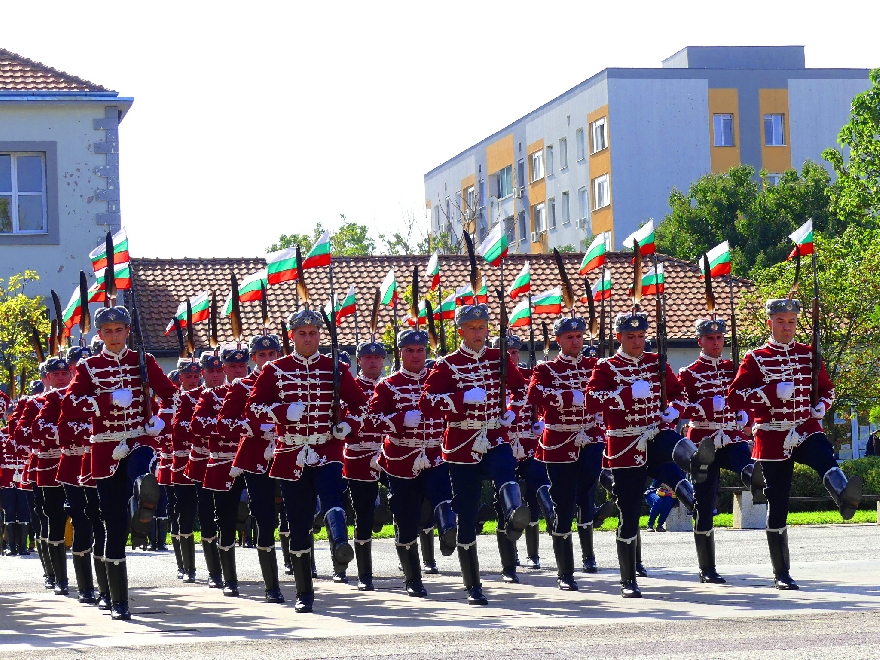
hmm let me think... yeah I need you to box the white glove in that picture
[112,388,134,408]
[112,441,130,461]
[403,410,422,428]
[570,390,585,407]
[229,466,243,477]
[660,406,679,423]
[811,402,826,419]
[531,420,545,437]
[500,410,516,427]
[463,387,487,404]
[712,395,726,413]
[286,402,305,422]
[631,380,651,400]
[776,381,795,401]
[145,415,165,436]
[333,422,351,440]
[736,410,749,427]
[263,443,275,461]
[12,471,21,483]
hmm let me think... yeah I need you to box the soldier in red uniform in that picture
[678,318,765,584]
[529,317,606,591]
[222,333,284,603]
[728,298,862,590]
[2,390,34,556]
[62,306,176,620]
[586,310,714,598]
[419,303,529,606]
[246,308,368,613]
[367,329,456,597]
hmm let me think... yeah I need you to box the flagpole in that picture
[392,296,400,371]
[599,264,607,358]
[353,298,360,345]
[527,290,536,369]
[437,272,447,356]
[728,273,739,364]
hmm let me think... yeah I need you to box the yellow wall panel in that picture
[708,89,741,173]
[486,134,514,175]
[759,88,792,174]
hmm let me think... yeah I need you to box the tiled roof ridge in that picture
[0,47,110,92]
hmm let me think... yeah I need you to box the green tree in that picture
[266,215,376,256]
[823,68,880,227]
[0,271,51,398]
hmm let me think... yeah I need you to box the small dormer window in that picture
[0,153,47,234]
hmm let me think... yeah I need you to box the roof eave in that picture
[0,92,134,120]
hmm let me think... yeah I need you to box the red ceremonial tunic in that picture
[679,353,748,449]
[246,350,368,482]
[419,343,527,465]
[14,395,44,489]
[188,385,227,488]
[509,364,538,462]
[154,390,178,486]
[223,371,272,475]
[343,374,384,482]
[31,389,67,487]
[528,353,604,464]
[171,386,202,485]
[728,339,834,461]
[368,367,445,479]
[55,398,95,488]
[2,399,29,489]
[585,349,694,469]
[0,389,10,419]
[62,347,176,480]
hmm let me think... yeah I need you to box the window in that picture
[548,198,556,230]
[517,211,527,242]
[575,128,585,161]
[713,114,734,146]
[592,174,610,210]
[465,185,475,213]
[494,166,513,199]
[504,216,516,249]
[516,160,525,193]
[578,187,588,220]
[545,145,554,176]
[530,150,544,182]
[559,138,568,169]
[764,114,785,146]
[533,202,545,233]
[0,153,47,234]
[765,173,782,187]
[590,117,607,154]
[561,191,570,225]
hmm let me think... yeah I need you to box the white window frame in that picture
[548,197,556,230]
[518,211,527,243]
[545,145,554,176]
[530,150,544,182]
[765,173,782,187]
[561,191,570,225]
[592,174,610,210]
[559,138,568,169]
[533,202,546,233]
[575,128,585,162]
[590,117,607,154]
[0,152,48,235]
[764,114,785,146]
[577,187,588,220]
[713,114,735,147]
[494,166,513,199]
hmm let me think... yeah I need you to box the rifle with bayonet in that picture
[497,287,508,418]
[129,292,153,426]
[320,308,341,427]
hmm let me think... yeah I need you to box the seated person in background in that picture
[644,480,676,532]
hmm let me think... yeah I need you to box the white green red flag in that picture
[508,261,531,299]
[532,287,563,315]
[380,268,398,306]
[87,262,132,302]
[266,247,298,285]
[224,269,268,315]
[701,241,731,278]
[455,279,488,305]
[638,264,665,296]
[336,285,356,320]
[623,221,655,255]
[477,223,508,267]
[508,298,531,328]
[588,271,612,302]
[61,287,83,334]
[405,300,429,326]
[303,230,332,269]
[89,228,129,272]
[579,232,612,275]
[426,251,440,290]
[434,292,457,320]
[788,219,814,259]
[164,292,211,335]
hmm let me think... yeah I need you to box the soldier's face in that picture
[252,349,278,369]
[698,332,725,358]
[358,355,385,379]
[223,362,249,380]
[768,312,798,343]
[293,325,320,357]
[557,331,585,357]
[617,330,646,357]
[203,367,225,387]
[47,370,71,390]
[507,347,519,363]
[180,372,201,390]
[97,322,130,353]
[400,345,426,373]
[458,320,489,351]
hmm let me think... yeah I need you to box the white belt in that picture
[158,409,175,414]
[1,463,24,470]
[159,452,174,460]
[62,446,89,457]
[689,421,737,431]
[546,422,597,432]
[754,419,807,432]
[346,441,382,452]
[36,449,63,459]
[173,450,190,457]
[91,429,143,444]
[605,423,660,460]
[191,446,210,456]
[280,433,331,447]
[448,419,501,431]
[390,437,442,449]
[209,452,237,460]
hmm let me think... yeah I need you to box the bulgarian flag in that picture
[266,247,298,285]
[455,279,488,305]
[579,232,611,275]
[532,287,563,315]
[426,251,440,290]
[788,219,814,259]
[588,271,612,302]
[623,221,655,256]
[302,230,332,269]
[87,262,132,302]
[164,292,211,335]
[324,285,356,325]
[509,298,531,328]
[477,222,508,267]
[640,264,665,296]
[223,269,268,315]
[89,228,129,272]
[380,268,398,306]
[61,287,83,334]
[405,300,429,326]
[701,241,732,278]
[508,261,531,299]
[434,292,457,320]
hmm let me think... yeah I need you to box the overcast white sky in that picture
[4,1,877,258]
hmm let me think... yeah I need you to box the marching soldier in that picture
[367,329,456,597]
[61,306,175,620]
[246,308,368,613]
[728,298,862,590]
[585,310,714,598]
[678,318,765,584]
[157,369,183,576]
[419,303,530,605]
[2,392,32,557]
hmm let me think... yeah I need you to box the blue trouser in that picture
[167,486,179,536]
[347,479,378,542]
[212,475,246,549]
[762,432,838,529]
[611,430,688,540]
[516,457,550,523]
[2,487,31,523]
[173,484,198,536]
[645,492,675,528]
[156,485,169,519]
[386,464,453,545]
[244,471,277,549]
[279,462,346,552]
[96,455,136,560]
[196,482,218,540]
[63,484,94,553]
[32,486,49,540]
[83,487,104,556]
[545,443,604,535]
[448,443,518,546]
[693,440,754,532]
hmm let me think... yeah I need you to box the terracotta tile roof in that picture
[129,253,752,355]
[0,48,110,92]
